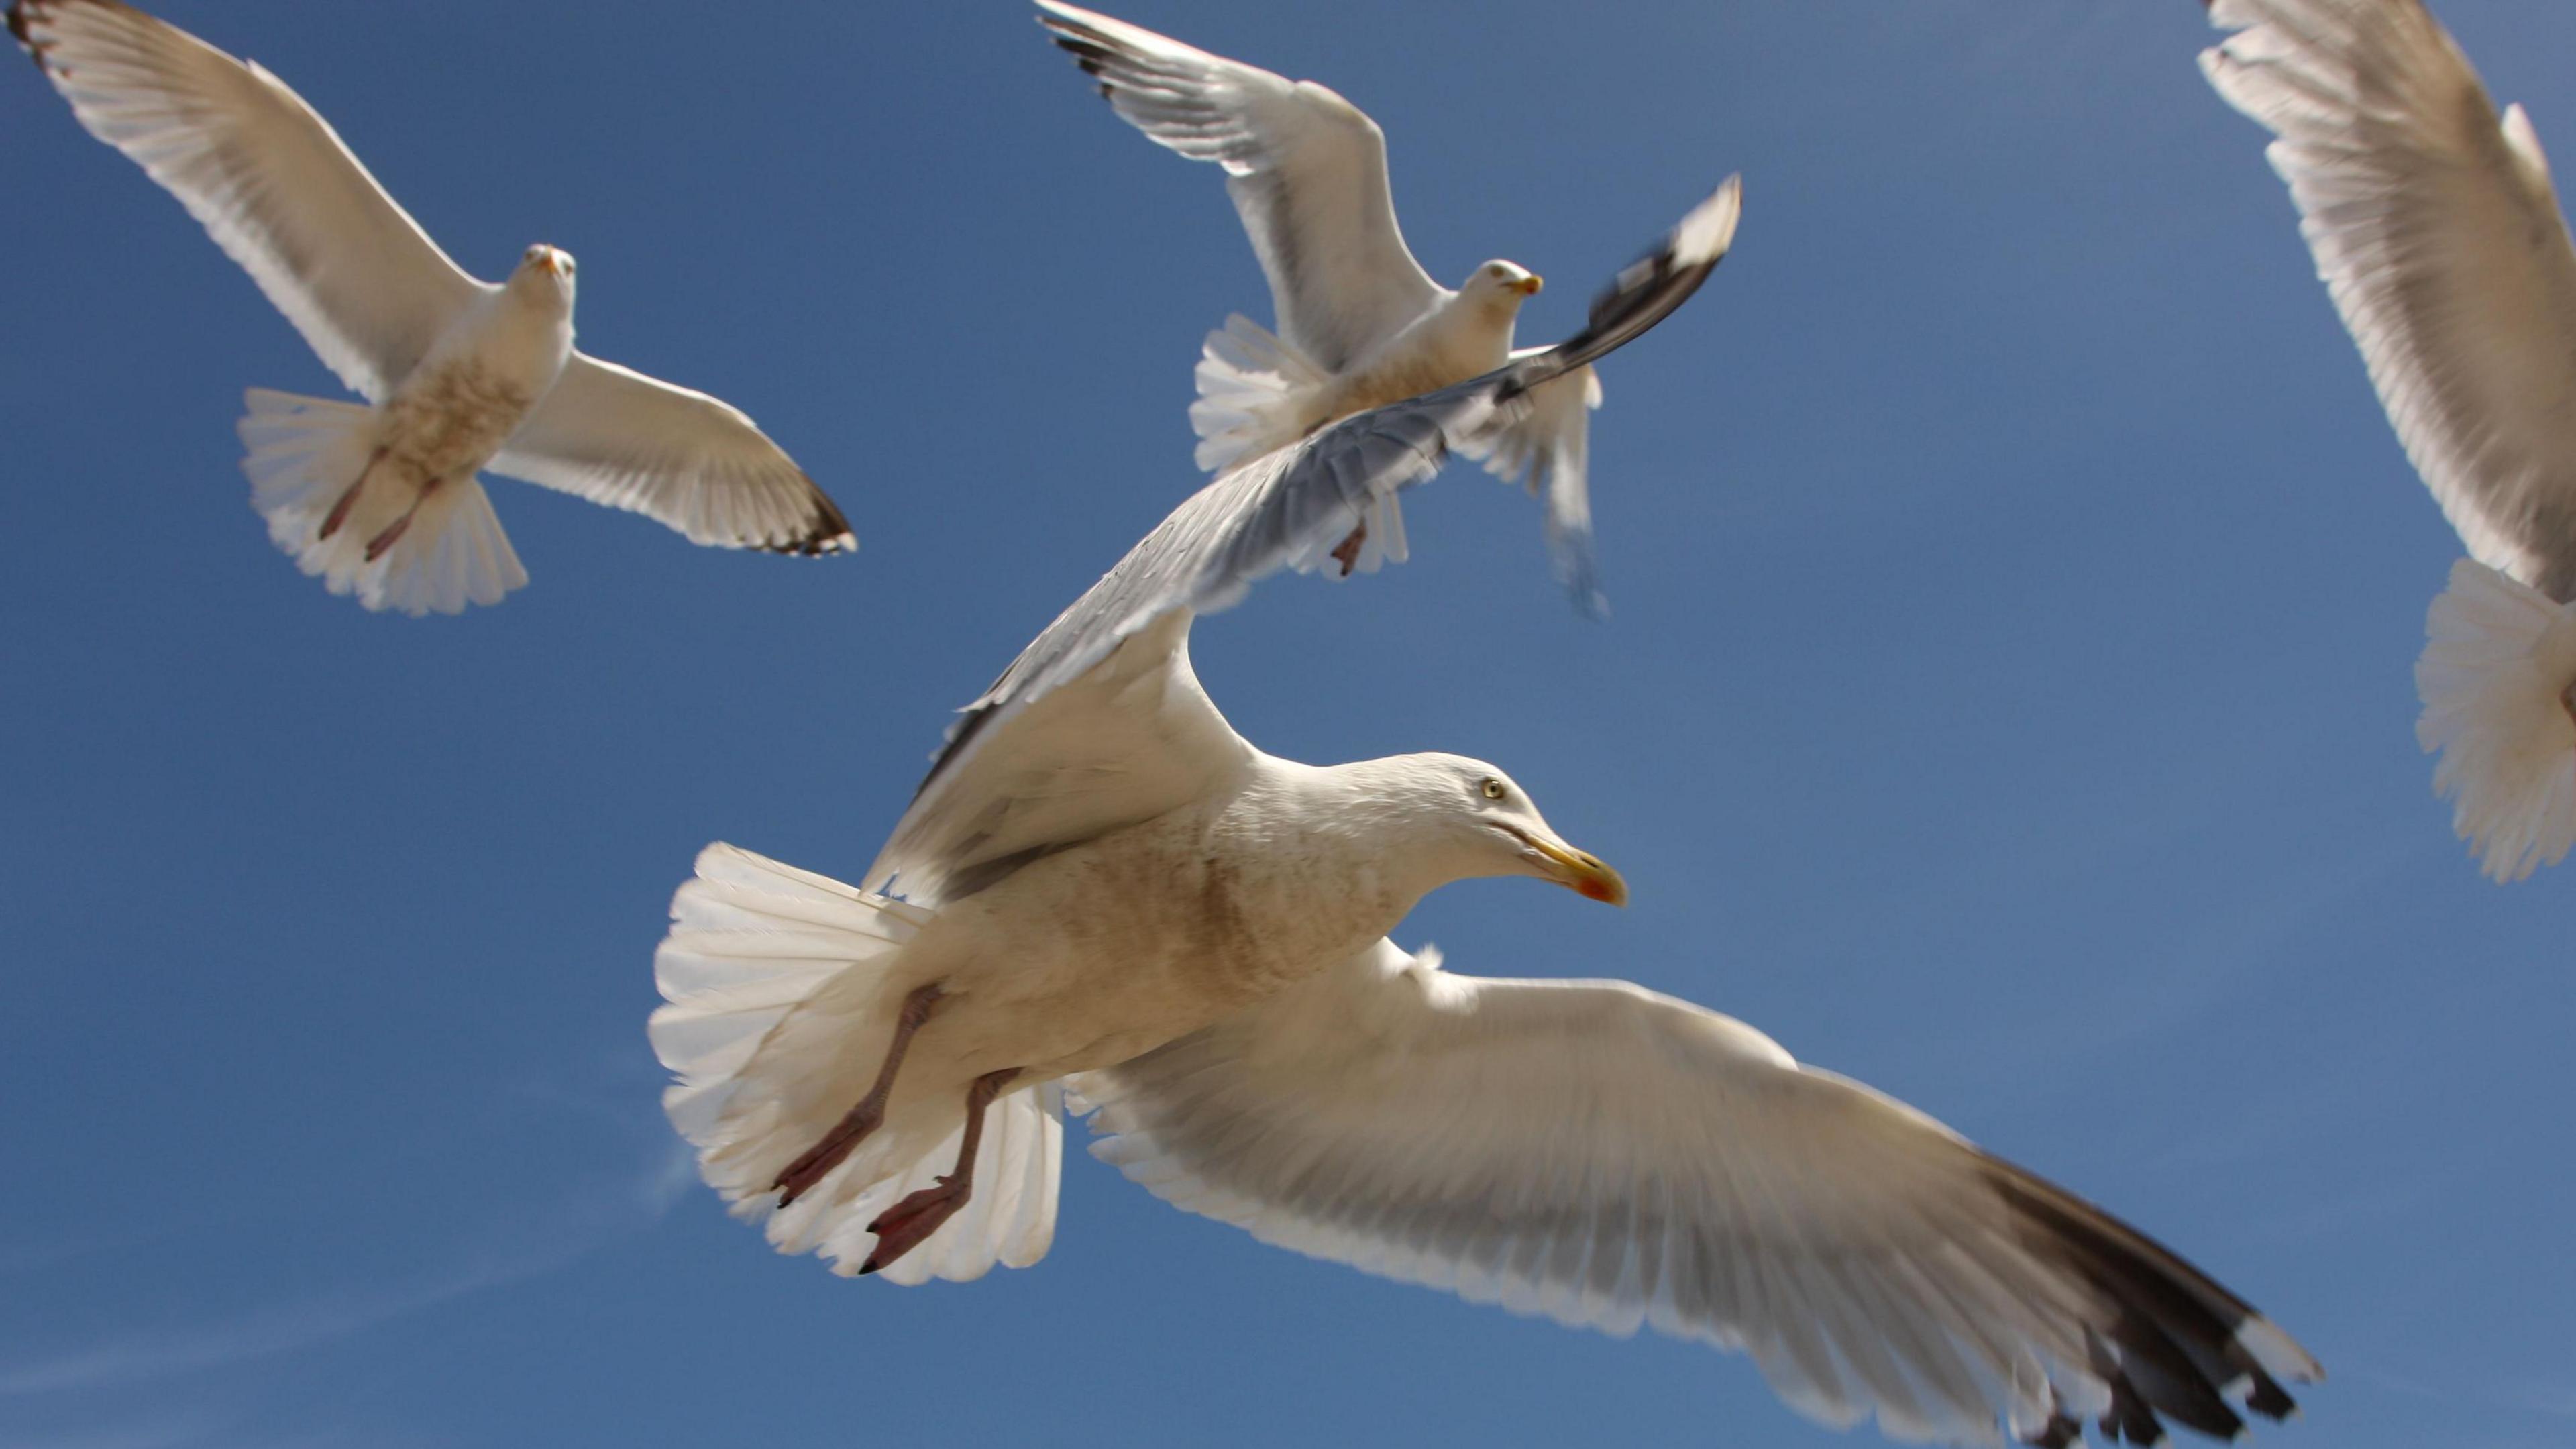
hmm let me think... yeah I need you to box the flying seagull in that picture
[2201,0,2576,879]
[653,180,2318,1447]
[10,0,852,615]
[1034,1,1662,616]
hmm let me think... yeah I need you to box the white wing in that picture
[867,180,1739,906]
[1074,940,2322,1449]
[2203,0,2576,598]
[1036,1,1446,373]
[13,0,486,402]
[1459,360,1607,616]
[490,354,853,555]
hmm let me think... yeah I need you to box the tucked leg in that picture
[362,476,447,562]
[317,447,388,541]
[1330,521,1367,576]
[859,1067,1021,1276]
[772,983,943,1207]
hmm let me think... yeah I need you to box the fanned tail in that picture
[1189,314,1330,472]
[237,388,526,615]
[2414,558,2576,881]
[650,844,1063,1282]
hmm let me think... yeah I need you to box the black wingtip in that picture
[1499,174,1741,402]
[8,1,40,62]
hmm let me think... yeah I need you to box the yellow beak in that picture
[537,248,566,278]
[1511,273,1544,297]
[1527,834,1627,906]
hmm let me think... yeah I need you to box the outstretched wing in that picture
[2203,0,2576,598]
[1036,1,1446,372]
[863,178,1739,906]
[12,0,486,401]
[490,354,853,556]
[1073,938,2322,1449]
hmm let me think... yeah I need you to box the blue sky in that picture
[3,1,2571,1444]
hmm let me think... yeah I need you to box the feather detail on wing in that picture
[1035,1,1444,372]
[1073,939,2321,1448]
[2203,0,2576,597]
[491,354,852,555]
[12,0,486,400]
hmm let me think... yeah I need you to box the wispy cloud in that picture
[0,1138,694,1399]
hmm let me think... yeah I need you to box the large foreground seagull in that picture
[10,0,852,615]
[653,180,2316,1447]
[2202,0,2576,879]
[1035,1,1632,616]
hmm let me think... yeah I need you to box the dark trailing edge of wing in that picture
[1980,1158,2311,1446]
[1499,174,1741,404]
[753,479,857,557]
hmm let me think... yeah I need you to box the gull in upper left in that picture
[9,0,854,615]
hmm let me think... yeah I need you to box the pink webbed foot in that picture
[859,1176,972,1275]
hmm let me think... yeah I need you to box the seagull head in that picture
[1348,753,1626,906]
[513,244,579,303]
[1465,259,1544,305]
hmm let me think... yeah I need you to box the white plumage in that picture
[12,0,852,614]
[1075,938,2320,1448]
[1036,1,1646,614]
[650,178,1735,1284]
[649,184,2313,1446]
[2200,0,2576,877]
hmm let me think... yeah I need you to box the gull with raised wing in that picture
[651,182,2317,1447]
[1034,1,1676,616]
[11,0,852,616]
[2202,0,2576,879]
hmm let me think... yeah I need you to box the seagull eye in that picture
[1481,777,1507,801]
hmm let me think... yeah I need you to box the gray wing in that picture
[1073,938,2322,1449]
[864,176,1740,905]
[2204,0,2576,598]
[12,0,486,402]
[490,354,853,555]
[1036,1,1446,372]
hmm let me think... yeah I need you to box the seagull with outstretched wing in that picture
[650,179,2318,1448]
[2202,0,2576,879]
[11,0,852,615]
[1035,1,1685,616]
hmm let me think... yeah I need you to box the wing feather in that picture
[1073,940,2320,1447]
[490,354,853,555]
[13,0,485,400]
[1035,1,1446,372]
[2204,0,2576,597]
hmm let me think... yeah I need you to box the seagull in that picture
[1034,1,1644,616]
[10,0,853,616]
[2200,0,2576,879]
[653,180,2318,1447]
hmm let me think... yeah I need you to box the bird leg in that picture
[859,1066,1021,1276]
[362,476,447,562]
[772,983,945,1207]
[1330,520,1367,576]
[317,447,389,541]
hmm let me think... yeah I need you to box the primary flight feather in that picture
[11,0,853,615]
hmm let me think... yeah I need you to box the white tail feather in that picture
[1189,314,1330,472]
[237,388,527,615]
[651,843,1063,1281]
[2414,559,2576,881]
